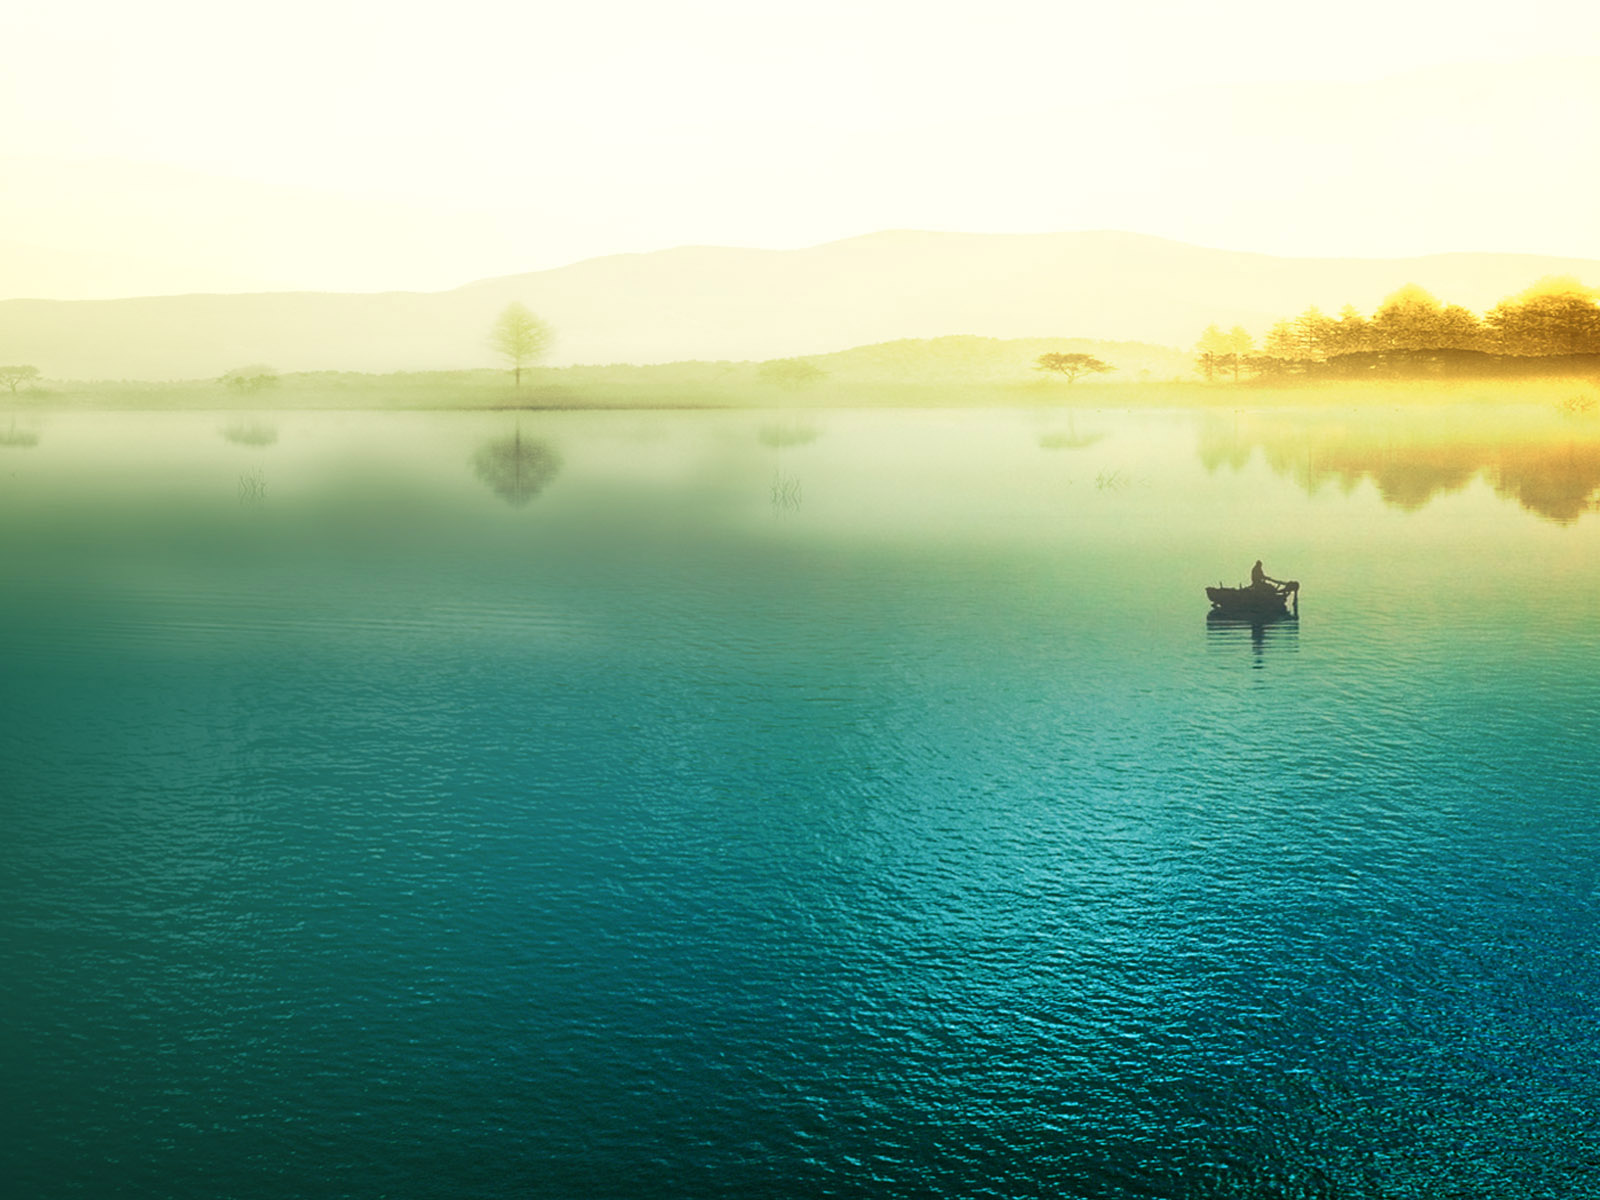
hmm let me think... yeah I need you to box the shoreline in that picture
[4,374,1597,414]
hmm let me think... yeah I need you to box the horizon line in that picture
[6,229,1600,306]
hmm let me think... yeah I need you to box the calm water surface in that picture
[3,407,1599,1198]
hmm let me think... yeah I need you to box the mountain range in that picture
[3,231,1598,379]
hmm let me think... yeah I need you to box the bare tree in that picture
[0,365,41,393]
[489,303,553,386]
[1035,352,1113,383]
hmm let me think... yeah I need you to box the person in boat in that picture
[1250,560,1288,593]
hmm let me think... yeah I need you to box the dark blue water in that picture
[4,408,1599,1198]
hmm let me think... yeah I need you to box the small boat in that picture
[1206,580,1299,618]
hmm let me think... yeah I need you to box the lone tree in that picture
[0,365,41,393]
[489,303,552,386]
[1036,352,1113,383]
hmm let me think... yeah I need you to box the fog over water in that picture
[4,407,1599,1197]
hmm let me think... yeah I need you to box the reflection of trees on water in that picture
[1196,418,1251,472]
[1038,430,1104,450]
[238,468,267,504]
[760,418,818,512]
[1038,413,1104,450]
[221,419,278,447]
[758,421,820,449]
[771,472,803,512]
[1491,443,1600,522]
[472,429,562,506]
[1200,414,1600,524]
[0,419,39,448]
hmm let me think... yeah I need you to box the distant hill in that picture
[3,231,1598,379]
[535,336,1193,397]
[807,336,1191,383]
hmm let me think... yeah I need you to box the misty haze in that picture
[8,4,1600,1198]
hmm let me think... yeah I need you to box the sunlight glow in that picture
[2,1,1598,296]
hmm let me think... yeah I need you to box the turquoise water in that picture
[4,407,1600,1198]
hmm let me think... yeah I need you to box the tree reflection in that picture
[238,468,267,504]
[0,419,39,448]
[221,419,278,447]
[1038,413,1103,450]
[760,418,817,513]
[1491,443,1600,522]
[1038,431,1104,450]
[1200,411,1600,524]
[771,472,803,512]
[758,420,819,449]
[472,429,562,506]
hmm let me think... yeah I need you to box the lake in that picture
[4,404,1599,1198]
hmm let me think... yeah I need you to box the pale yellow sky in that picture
[3,0,1598,297]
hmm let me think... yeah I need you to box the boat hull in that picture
[1206,585,1295,618]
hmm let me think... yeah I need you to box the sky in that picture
[4,0,1599,296]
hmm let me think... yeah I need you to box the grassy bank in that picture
[2,336,1596,412]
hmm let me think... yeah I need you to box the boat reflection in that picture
[1205,610,1299,668]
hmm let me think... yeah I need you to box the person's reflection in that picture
[1207,612,1297,669]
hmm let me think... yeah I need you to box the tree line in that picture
[1197,276,1600,381]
